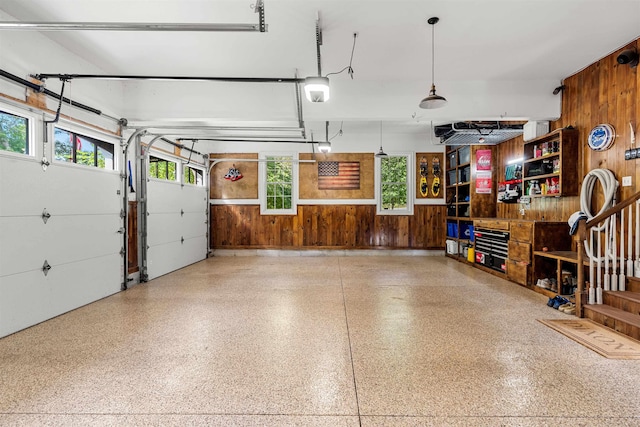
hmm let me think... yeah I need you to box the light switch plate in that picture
[622,176,632,187]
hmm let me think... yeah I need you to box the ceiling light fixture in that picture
[375,121,388,158]
[318,140,331,153]
[419,17,447,109]
[304,14,331,103]
[304,76,330,102]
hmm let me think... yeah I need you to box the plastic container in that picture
[467,247,475,262]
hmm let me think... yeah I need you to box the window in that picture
[260,154,297,214]
[149,155,177,181]
[183,165,204,185]
[0,109,29,155]
[54,128,114,169]
[376,153,414,215]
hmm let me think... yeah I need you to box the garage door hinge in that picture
[117,227,125,234]
[181,209,184,217]
[181,236,184,244]
[120,248,125,256]
[42,208,51,224]
[42,260,52,276]
[120,209,125,219]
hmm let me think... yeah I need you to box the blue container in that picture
[447,222,458,238]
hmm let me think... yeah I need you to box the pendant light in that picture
[419,17,447,109]
[375,121,388,158]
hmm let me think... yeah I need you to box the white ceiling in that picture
[1,0,639,138]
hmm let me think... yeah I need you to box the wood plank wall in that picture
[496,38,639,220]
[210,204,446,249]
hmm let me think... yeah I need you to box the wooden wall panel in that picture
[211,204,446,249]
[497,38,639,221]
[210,153,258,199]
[299,153,375,199]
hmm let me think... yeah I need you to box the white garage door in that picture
[0,155,123,338]
[145,169,208,280]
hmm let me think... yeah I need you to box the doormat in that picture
[538,319,640,359]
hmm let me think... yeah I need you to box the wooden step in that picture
[603,291,640,316]
[627,276,640,293]
[583,304,640,341]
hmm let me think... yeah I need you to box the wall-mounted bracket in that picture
[42,260,52,276]
[41,208,51,224]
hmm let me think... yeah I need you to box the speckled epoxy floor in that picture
[1,255,640,426]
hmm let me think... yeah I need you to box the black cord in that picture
[326,33,357,79]
[329,121,344,141]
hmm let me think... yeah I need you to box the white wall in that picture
[0,10,124,133]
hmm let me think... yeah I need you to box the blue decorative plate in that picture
[588,124,615,151]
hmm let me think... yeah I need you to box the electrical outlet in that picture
[623,176,632,187]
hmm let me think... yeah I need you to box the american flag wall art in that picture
[317,161,360,190]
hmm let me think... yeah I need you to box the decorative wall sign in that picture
[476,172,492,194]
[476,149,492,170]
[587,124,616,151]
[224,164,243,181]
[318,161,360,190]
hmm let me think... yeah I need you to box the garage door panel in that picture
[180,236,207,267]
[0,158,121,216]
[0,270,52,337]
[0,254,121,338]
[180,185,208,211]
[181,212,207,239]
[147,241,184,279]
[147,213,182,246]
[147,180,183,213]
[0,157,51,216]
[0,215,121,277]
[0,217,47,277]
[43,166,121,215]
[46,254,121,315]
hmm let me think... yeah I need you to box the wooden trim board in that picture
[538,318,640,359]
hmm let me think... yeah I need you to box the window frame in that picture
[183,164,205,186]
[148,154,179,182]
[259,152,298,215]
[0,105,34,158]
[375,152,415,216]
[53,126,116,170]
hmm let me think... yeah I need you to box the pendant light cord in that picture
[431,22,435,87]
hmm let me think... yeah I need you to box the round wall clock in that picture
[587,124,616,151]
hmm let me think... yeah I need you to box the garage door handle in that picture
[42,208,51,224]
[42,260,52,276]
[117,227,125,234]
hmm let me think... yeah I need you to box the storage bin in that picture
[446,240,458,255]
[447,170,457,185]
[447,222,458,238]
[460,223,474,241]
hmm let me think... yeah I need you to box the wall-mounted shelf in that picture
[521,128,579,197]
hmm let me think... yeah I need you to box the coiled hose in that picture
[581,168,618,261]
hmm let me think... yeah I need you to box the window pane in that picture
[0,110,28,155]
[168,162,176,180]
[54,128,73,162]
[97,144,113,169]
[75,136,95,166]
[380,155,409,212]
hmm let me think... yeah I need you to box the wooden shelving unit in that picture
[445,145,496,261]
[521,127,579,197]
